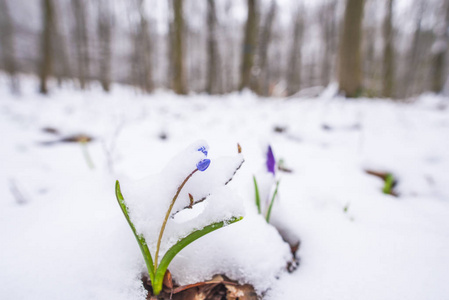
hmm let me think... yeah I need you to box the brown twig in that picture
[224,158,244,186]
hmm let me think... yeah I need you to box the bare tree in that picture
[206,0,219,94]
[39,0,55,95]
[362,9,378,96]
[338,0,365,97]
[403,1,425,97]
[382,0,395,98]
[256,0,277,96]
[130,0,153,93]
[97,0,113,92]
[431,0,449,94]
[0,0,19,93]
[171,0,187,94]
[72,0,90,89]
[319,0,338,87]
[52,1,71,86]
[286,7,304,96]
[53,40,71,86]
[222,0,238,93]
[239,0,258,91]
[166,0,175,89]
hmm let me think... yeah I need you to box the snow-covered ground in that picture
[1,78,449,300]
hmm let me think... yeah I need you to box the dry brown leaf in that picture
[144,273,257,300]
[225,284,258,300]
[163,270,173,290]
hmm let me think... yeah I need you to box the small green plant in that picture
[115,145,243,296]
[253,145,280,223]
[253,176,261,214]
[80,139,94,169]
[382,173,395,195]
[266,180,280,223]
[365,169,398,197]
[253,177,280,223]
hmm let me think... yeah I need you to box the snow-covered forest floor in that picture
[1,78,449,300]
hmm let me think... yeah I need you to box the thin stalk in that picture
[253,176,261,214]
[154,168,198,271]
[266,180,280,223]
[80,141,94,169]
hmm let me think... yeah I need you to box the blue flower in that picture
[266,145,275,175]
[197,159,211,171]
[198,146,208,157]
[196,146,210,171]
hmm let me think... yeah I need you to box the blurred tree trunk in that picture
[50,1,71,87]
[363,27,377,95]
[97,0,113,92]
[132,0,153,93]
[171,0,187,94]
[382,0,395,98]
[286,8,303,96]
[39,0,55,95]
[404,1,425,98]
[431,0,449,94]
[338,0,365,97]
[223,0,236,93]
[72,0,89,90]
[307,54,317,88]
[167,0,174,89]
[206,0,218,94]
[256,0,276,96]
[319,0,337,87]
[53,27,71,86]
[239,0,258,91]
[0,0,19,94]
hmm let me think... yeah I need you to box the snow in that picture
[1,77,449,299]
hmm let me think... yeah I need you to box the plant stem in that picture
[253,176,261,214]
[266,180,280,223]
[154,168,198,271]
[80,141,94,169]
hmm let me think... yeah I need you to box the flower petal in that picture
[197,146,208,157]
[266,145,276,175]
[196,159,211,171]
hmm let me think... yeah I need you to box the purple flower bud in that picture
[266,145,276,175]
[197,159,211,171]
[198,146,208,157]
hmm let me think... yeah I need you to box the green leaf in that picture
[382,173,394,195]
[266,180,280,223]
[152,216,243,295]
[253,176,261,214]
[115,180,155,283]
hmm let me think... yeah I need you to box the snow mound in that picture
[121,140,245,257]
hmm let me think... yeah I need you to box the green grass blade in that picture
[382,173,394,195]
[253,176,261,214]
[80,141,95,169]
[152,216,243,295]
[115,180,155,282]
[265,180,280,223]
